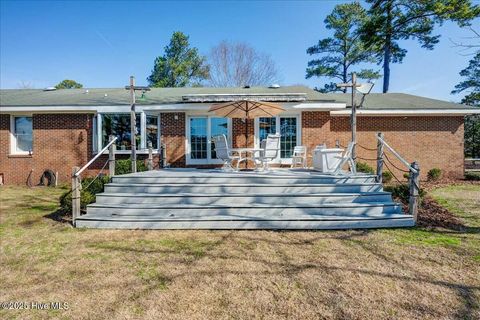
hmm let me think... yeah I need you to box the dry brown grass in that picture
[0,185,479,320]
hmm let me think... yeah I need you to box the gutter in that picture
[329,109,480,116]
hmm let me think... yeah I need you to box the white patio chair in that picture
[212,134,240,171]
[332,142,356,175]
[291,146,307,168]
[253,134,281,171]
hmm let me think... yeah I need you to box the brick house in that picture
[1,86,478,185]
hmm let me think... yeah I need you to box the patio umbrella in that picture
[208,100,285,147]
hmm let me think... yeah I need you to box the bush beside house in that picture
[59,159,148,212]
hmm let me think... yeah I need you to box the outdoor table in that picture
[230,148,264,169]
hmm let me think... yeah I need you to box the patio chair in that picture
[291,146,307,168]
[331,142,356,175]
[253,134,281,171]
[212,134,240,171]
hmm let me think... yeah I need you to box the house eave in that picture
[0,102,347,113]
[329,109,480,117]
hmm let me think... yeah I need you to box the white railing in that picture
[71,136,158,225]
[71,136,117,224]
[376,132,420,223]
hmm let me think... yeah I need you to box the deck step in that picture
[86,202,402,217]
[75,214,415,229]
[111,175,377,185]
[79,169,412,230]
[95,192,393,205]
[104,183,383,194]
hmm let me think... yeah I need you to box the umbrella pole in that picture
[245,118,248,168]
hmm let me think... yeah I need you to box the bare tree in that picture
[450,26,479,55]
[208,41,279,87]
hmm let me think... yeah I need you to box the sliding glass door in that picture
[187,116,230,164]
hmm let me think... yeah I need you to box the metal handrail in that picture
[74,137,118,177]
[376,135,418,174]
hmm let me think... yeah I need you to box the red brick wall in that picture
[302,112,465,179]
[0,111,465,184]
[160,112,185,167]
[232,118,254,148]
[0,113,93,185]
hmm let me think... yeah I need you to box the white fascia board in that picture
[330,109,480,116]
[1,101,348,114]
[143,102,347,111]
[290,102,346,110]
[142,103,210,111]
[0,105,157,113]
[0,105,100,113]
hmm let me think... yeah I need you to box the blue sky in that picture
[1,0,478,101]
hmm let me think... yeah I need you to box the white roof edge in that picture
[182,93,307,97]
[0,102,348,113]
[292,102,346,109]
[330,109,480,116]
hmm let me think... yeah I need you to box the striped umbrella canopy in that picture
[208,100,285,148]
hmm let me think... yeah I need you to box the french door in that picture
[187,116,230,164]
[255,115,300,164]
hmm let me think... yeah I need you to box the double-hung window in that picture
[11,116,33,154]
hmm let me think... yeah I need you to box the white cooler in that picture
[313,147,344,173]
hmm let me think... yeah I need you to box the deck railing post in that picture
[376,132,384,183]
[147,141,153,170]
[108,135,116,177]
[72,166,81,226]
[408,161,420,223]
[159,143,166,168]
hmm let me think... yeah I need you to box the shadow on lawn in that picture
[44,208,72,225]
[83,227,479,319]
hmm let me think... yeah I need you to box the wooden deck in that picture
[75,168,415,229]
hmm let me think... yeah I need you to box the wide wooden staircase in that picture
[74,169,414,229]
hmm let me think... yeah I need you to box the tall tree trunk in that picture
[383,43,391,93]
[383,0,393,93]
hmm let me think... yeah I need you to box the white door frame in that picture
[186,115,232,165]
[254,113,302,165]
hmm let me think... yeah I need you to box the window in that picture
[210,117,228,159]
[146,115,158,149]
[190,117,208,159]
[101,113,141,150]
[280,117,297,158]
[188,116,230,163]
[256,116,299,160]
[259,117,276,142]
[12,116,33,154]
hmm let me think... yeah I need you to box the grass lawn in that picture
[0,184,479,320]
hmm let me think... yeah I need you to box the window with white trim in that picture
[146,115,158,149]
[257,116,299,160]
[101,113,141,150]
[11,116,33,154]
[187,116,230,164]
[96,113,159,153]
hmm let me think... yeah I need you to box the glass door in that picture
[189,117,208,161]
[210,117,229,160]
[279,117,297,158]
[188,116,230,164]
[255,115,300,163]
